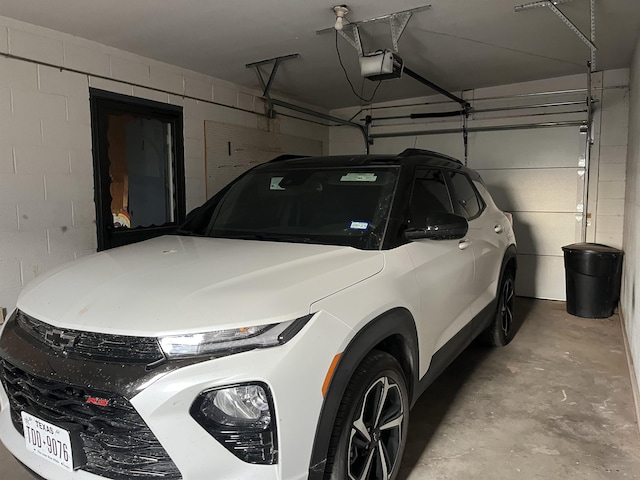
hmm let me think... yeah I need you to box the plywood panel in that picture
[204,121,322,197]
[281,134,324,157]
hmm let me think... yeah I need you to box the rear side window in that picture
[408,169,453,228]
[448,172,484,220]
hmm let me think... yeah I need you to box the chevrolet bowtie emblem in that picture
[43,328,78,351]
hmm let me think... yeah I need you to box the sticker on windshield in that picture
[350,221,369,230]
[340,173,377,182]
[270,177,285,190]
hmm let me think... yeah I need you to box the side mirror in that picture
[405,212,469,240]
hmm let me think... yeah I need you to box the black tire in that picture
[325,350,409,480]
[484,268,516,346]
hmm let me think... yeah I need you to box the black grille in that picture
[0,359,181,479]
[15,310,164,364]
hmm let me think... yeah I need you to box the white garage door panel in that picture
[371,134,464,159]
[469,127,581,169]
[517,254,565,300]
[477,127,580,301]
[370,137,415,154]
[480,168,579,213]
[414,134,465,159]
[512,212,578,256]
[369,125,580,301]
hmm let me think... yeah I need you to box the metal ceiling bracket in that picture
[515,0,597,60]
[246,54,300,118]
[338,24,364,56]
[547,3,596,52]
[317,4,431,33]
[389,12,412,52]
[269,98,370,153]
[245,54,370,150]
[318,4,430,54]
[515,0,575,12]
[347,4,431,28]
[246,54,300,99]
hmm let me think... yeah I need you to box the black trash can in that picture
[562,243,623,318]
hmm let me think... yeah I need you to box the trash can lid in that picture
[562,242,622,254]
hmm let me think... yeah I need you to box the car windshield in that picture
[179,165,399,250]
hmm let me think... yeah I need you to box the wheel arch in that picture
[307,307,418,479]
[502,244,518,279]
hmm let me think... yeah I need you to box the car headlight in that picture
[201,385,271,429]
[190,383,278,465]
[159,314,312,358]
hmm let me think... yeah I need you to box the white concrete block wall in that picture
[621,36,640,397]
[594,72,629,249]
[0,52,95,312]
[10,28,63,65]
[0,15,329,313]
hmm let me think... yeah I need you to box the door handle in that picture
[494,224,504,234]
[458,239,471,250]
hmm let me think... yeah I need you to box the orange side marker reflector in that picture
[322,353,342,397]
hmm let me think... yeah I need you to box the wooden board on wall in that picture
[204,121,323,197]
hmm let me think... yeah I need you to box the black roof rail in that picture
[268,154,309,163]
[397,148,462,165]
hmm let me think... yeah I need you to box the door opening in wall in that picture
[90,89,185,251]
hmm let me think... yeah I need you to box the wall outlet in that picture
[0,307,5,324]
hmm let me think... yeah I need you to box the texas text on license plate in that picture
[21,411,74,471]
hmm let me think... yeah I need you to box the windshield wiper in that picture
[175,229,202,236]
[215,233,314,244]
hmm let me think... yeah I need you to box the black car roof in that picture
[260,149,463,170]
[254,149,486,185]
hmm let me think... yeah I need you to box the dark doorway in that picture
[90,89,185,251]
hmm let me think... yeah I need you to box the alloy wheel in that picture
[501,276,515,337]
[347,376,405,480]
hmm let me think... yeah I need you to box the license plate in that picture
[21,411,74,471]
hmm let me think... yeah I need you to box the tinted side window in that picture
[448,172,484,220]
[408,169,453,228]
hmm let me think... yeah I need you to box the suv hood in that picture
[17,236,383,336]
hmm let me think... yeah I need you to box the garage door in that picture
[372,126,585,300]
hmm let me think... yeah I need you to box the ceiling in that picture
[1,0,639,109]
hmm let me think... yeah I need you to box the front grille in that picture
[0,359,181,479]
[15,310,164,364]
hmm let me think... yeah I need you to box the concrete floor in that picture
[1,298,639,479]
[399,298,640,479]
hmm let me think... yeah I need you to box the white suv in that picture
[0,149,516,480]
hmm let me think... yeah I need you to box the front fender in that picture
[307,308,418,479]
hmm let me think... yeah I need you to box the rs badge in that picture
[86,397,109,407]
